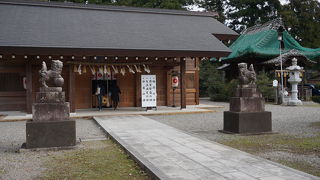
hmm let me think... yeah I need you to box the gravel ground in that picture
[149,100,320,140]
[0,119,106,180]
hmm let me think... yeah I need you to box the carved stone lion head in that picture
[51,60,63,74]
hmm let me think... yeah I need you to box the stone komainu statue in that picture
[39,60,64,87]
[238,63,256,85]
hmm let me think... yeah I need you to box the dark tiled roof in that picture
[1,0,219,17]
[0,0,237,56]
[241,18,284,35]
[261,49,317,65]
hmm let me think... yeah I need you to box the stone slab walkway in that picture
[94,115,318,180]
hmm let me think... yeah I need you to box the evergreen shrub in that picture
[311,96,320,103]
[256,72,275,101]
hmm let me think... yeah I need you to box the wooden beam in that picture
[180,58,186,109]
[66,61,180,67]
[68,65,75,112]
[0,46,231,58]
[26,60,33,114]
[0,66,25,73]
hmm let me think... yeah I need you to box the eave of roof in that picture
[0,0,238,57]
[261,49,317,65]
[0,46,231,57]
[0,0,218,17]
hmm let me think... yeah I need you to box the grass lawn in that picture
[41,140,150,180]
[218,133,320,177]
[0,169,5,176]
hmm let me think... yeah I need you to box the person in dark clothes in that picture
[111,83,121,110]
[96,83,105,111]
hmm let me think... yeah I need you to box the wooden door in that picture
[75,73,92,109]
[117,73,135,107]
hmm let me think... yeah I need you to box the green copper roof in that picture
[283,31,320,61]
[221,29,320,62]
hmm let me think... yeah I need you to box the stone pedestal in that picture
[26,120,76,148]
[26,87,76,149]
[223,85,272,134]
[224,111,272,133]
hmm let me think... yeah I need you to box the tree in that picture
[199,61,221,97]
[256,72,274,101]
[280,0,320,48]
[199,61,237,100]
[51,0,112,4]
[198,0,225,23]
[50,0,193,9]
[226,0,281,32]
[113,0,193,9]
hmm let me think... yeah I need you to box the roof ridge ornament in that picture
[241,18,285,35]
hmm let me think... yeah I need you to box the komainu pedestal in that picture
[26,60,76,149]
[223,63,272,134]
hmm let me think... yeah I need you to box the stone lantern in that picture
[286,58,303,106]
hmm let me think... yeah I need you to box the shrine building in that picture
[0,0,237,113]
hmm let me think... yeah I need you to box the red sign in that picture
[172,76,179,88]
[97,72,103,80]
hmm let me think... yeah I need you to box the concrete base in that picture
[223,111,272,134]
[287,99,303,106]
[26,120,76,149]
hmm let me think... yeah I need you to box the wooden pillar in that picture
[68,65,75,112]
[195,58,200,105]
[166,70,172,106]
[135,73,141,107]
[26,60,33,114]
[180,58,186,109]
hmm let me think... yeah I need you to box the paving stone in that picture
[94,115,319,180]
[258,176,286,180]
[206,163,238,174]
[189,167,223,179]
[223,171,257,180]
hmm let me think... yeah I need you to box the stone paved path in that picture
[94,115,318,180]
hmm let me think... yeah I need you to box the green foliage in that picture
[280,0,320,48]
[197,0,225,22]
[256,71,275,101]
[226,0,281,32]
[199,61,221,97]
[113,0,193,9]
[311,96,320,104]
[52,0,112,4]
[208,79,238,101]
[199,61,236,101]
[202,67,275,102]
[50,0,192,9]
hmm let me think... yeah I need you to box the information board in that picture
[141,75,157,107]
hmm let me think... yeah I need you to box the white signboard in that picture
[273,80,278,87]
[141,75,157,107]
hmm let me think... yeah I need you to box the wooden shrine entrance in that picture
[71,59,198,110]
